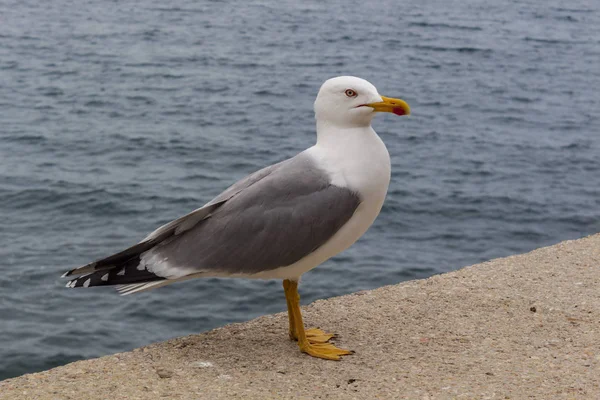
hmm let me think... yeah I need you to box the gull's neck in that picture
[315,120,375,148]
[310,119,391,201]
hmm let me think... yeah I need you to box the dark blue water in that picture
[1,0,599,381]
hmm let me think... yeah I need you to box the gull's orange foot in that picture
[306,328,336,344]
[299,341,354,361]
[289,328,335,344]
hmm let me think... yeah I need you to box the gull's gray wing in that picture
[145,154,361,277]
[63,152,361,291]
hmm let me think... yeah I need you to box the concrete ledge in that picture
[1,234,599,399]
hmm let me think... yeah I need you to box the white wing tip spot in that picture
[117,268,126,276]
[83,278,91,288]
[101,273,109,281]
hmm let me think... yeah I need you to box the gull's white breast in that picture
[253,125,391,279]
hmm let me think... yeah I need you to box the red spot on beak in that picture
[392,107,406,116]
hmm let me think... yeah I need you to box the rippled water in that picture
[1,0,599,381]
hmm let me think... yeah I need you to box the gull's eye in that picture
[345,89,357,98]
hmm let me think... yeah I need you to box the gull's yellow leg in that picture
[283,280,334,343]
[283,279,298,340]
[282,279,353,360]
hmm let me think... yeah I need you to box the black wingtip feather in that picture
[61,239,161,279]
[62,261,98,278]
[65,256,165,289]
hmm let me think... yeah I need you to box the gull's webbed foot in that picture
[305,328,336,343]
[298,341,354,361]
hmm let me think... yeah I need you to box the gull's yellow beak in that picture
[367,96,411,116]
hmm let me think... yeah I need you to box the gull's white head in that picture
[314,76,410,128]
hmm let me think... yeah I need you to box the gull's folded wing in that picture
[63,153,361,293]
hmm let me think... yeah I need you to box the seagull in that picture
[62,76,410,360]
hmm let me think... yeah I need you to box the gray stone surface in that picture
[1,234,599,399]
